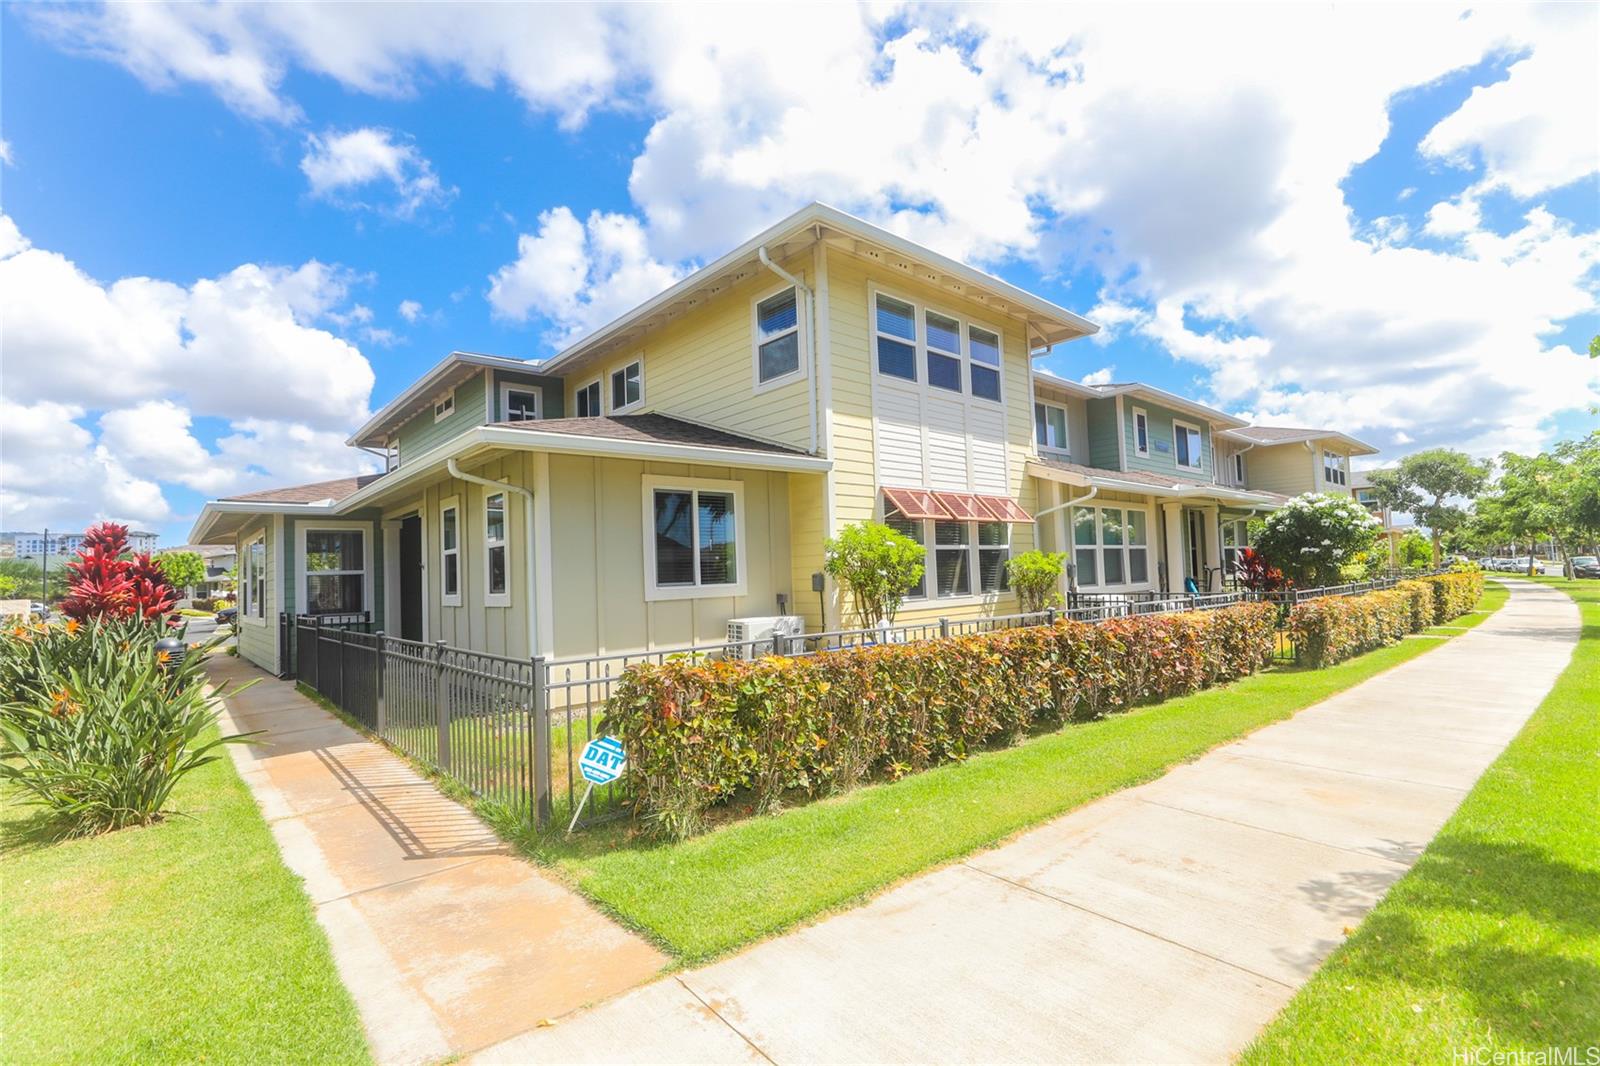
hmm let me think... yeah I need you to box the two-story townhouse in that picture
[190,203,1100,673]
[1026,373,1283,595]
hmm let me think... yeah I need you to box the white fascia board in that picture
[1024,461,1277,504]
[187,500,340,545]
[332,425,832,516]
[1106,384,1248,429]
[540,202,1098,378]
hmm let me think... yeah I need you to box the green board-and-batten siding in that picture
[395,370,488,464]
[489,369,565,421]
[1085,398,1121,470]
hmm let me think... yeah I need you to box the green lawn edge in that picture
[1,724,372,1065]
[1239,577,1599,1063]
[524,586,1510,964]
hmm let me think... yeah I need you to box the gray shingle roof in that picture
[489,413,806,455]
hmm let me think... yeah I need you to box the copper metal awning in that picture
[975,495,1033,523]
[883,487,1035,524]
[881,486,950,520]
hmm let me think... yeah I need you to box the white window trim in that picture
[433,387,456,423]
[1133,406,1150,458]
[751,282,808,394]
[869,283,1005,405]
[1173,418,1204,471]
[608,357,645,414]
[439,495,462,607]
[641,474,748,602]
[1035,400,1071,457]
[241,529,267,627]
[1069,503,1154,591]
[498,382,540,423]
[574,377,602,418]
[1322,450,1347,486]
[297,521,373,618]
[483,490,511,608]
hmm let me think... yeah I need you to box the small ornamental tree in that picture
[59,523,179,624]
[1397,530,1433,569]
[155,551,206,595]
[1005,551,1066,612]
[1253,493,1381,588]
[823,521,926,628]
[1232,547,1287,591]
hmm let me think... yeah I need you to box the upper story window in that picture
[754,287,803,386]
[873,290,1003,403]
[644,475,745,600]
[1323,451,1347,486]
[1173,420,1204,470]
[501,384,539,422]
[575,379,602,418]
[1035,402,1069,454]
[433,389,456,423]
[1231,452,1246,485]
[303,527,367,616]
[611,359,643,413]
[969,326,1001,401]
[875,295,918,381]
[1133,407,1150,457]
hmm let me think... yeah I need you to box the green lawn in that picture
[1,730,371,1064]
[526,587,1509,963]
[1241,577,1599,1063]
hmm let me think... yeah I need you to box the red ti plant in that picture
[59,522,179,624]
[1234,547,1288,592]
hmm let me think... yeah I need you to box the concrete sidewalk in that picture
[208,656,665,1065]
[478,579,1580,1064]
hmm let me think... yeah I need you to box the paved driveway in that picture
[478,580,1580,1065]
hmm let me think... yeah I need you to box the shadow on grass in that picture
[0,800,76,856]
[1306,832,1600,1043]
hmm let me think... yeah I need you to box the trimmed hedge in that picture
[1290,571,1485,668]
[607,602,1277,839]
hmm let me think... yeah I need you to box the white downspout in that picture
[447,458,538,658]
[1034,485,1098,596]
[758,246,818,455]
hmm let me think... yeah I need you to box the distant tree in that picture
[155,550,207,594]
[0,574,17,598]
[0,558,70,604]
[1477,431,1600,574]
[1369,449,1490,567]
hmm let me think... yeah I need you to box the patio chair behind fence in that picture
[277,569,1450,829]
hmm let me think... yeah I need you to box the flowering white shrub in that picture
[1253,492,1381,587]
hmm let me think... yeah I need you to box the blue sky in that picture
[1,2,1596,548]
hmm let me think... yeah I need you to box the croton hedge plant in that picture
[606,601,1277,840]
[1288,571,1484,668]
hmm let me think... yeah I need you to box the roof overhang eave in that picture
[188,500,341,545]
[1024,461,1279,505]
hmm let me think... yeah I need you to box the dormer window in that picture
[611,359,643,413]
[501,384,539,422]
[433,389,456,423]
[575,379,601,418]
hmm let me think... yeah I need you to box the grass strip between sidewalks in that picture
[525,585,1509,963]
[1240,576,1598,1063]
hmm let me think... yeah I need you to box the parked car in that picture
[1571,556,1600,579]
[215,605,237,625]
[29,602,50,620]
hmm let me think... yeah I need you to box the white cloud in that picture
[1419,5,1599,198]
[18,3,1600,462]
[0,139,12,166]
[301,127,453,218]
[398,299,423,322]
[0,217,379,528]
[1080,367,1115,387]
[487,207,683,344]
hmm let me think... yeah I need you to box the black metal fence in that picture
[279,570,1452,829]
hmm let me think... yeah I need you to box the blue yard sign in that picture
[578,736,627,785]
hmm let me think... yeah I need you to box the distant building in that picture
[1,529,160,559]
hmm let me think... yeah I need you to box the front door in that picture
[399,514,423,642]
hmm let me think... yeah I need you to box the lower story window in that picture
[886,508,1012,600]
[646,478,743,598]
[1072,505,1149,588]
[304,528,365,615]
[1221,519,1251,572]
[485,493,508,604]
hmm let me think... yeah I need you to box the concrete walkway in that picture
[208,656,666,1065]
[478,580,1580,1064]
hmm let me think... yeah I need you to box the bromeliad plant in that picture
[0,618,252,837]
[60,522,180,624]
